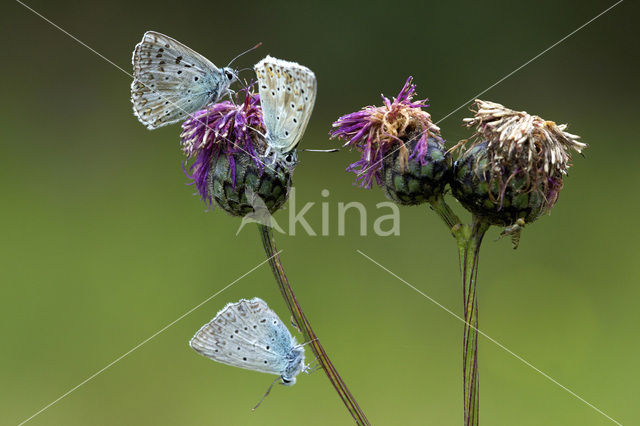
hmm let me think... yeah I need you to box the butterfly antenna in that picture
[302,149,340,153]
[252,376,281,411]
[228,42,263,67]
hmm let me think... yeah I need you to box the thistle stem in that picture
[429,195,462,232]
[258,224,370,425]
[455,217,489,426]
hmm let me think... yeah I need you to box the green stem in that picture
[429,195,462,232]
[456,217,489,426]
[258,224,370,426]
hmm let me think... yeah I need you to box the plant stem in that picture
[455,216,489,426]
[429,195,462,232]
[258,224,370,425]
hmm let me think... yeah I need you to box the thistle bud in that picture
[180,91,295,217]
[452,100,586,227]
[330,77,451,205]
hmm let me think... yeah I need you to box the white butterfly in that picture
[254,56,317,165]
[190,298,307,386]
[131,31,237,130]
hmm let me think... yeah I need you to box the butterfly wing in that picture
[131,31,231,129]
[254,56,317,153]
[190,298,298,377]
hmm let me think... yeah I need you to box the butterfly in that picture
[254,56,317,166]
[131,31,237,130]
[190,298,307,387]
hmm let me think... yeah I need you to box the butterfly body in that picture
[190,298,306,385]
[131,31,237,129]
[254,56,316,164]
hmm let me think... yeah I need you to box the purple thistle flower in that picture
[180,90,266,204]
[330,77,442,188]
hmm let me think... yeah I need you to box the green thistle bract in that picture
[382,134,451,206]
[208,152,293,217]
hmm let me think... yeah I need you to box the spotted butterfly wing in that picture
[131,31,235,129]
[254,56,317,153]
[189,298,305,380]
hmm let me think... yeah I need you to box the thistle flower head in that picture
[180,90,266,205]
[179,88,294,216]
[330,77,443,188]
[452,100,586,226]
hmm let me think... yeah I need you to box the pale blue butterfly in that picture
[254,56,317,165]
[190,298,307,388]
[131,31,238,129]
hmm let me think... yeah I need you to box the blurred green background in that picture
[2,0,638,424]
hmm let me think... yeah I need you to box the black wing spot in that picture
[194,76,199,81]
[156,53,162,58]
[177,70,182,74]
[264,360,268,364]
[276,116,280,120]
[261,85,267,89]
[175,56,182,64]
[266,346,270,350]
[260,319,266,323]
[293,118,298,123]
[290,103,295,109]
[301,89,305,94]
[159,60,165,65]
[271,91,275,96]
[285,131,289,136]
[164,44,170,48]
[158,48,164,52]
[243,357,247,361]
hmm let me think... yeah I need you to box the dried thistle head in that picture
[330,77,451,205]
[452,99,586,226]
